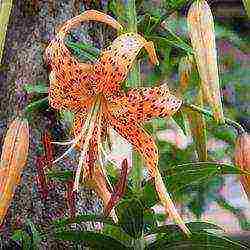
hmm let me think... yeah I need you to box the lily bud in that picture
[0,117,29,225]
[235,133,250,199]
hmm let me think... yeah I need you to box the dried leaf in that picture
[235,133,250,199]
[187,90,207,161]
[0,117,29,225]
[178,54,194,93]
[187,0,224,123]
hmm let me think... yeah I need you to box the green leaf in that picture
[213,127,237,145]
[55,231,131,249]
[23,83,48,94]
[143,209,157,233]
[53,214,115,228]
[164,0,189,11]
[147,221,224,235]
[163,162,249,196]
[26,219,42,249]
[24,97,49,114]
[150,35,193,54]
[117,198,144,239]
[141,162,249,209]
[59,110,74,126]
[66,40,100,62]
[103,224,134,247]
[11,230,32,250]
[147,231,247,250]
[47,170,74,182]
[141,181,158,209]
[172,110,189,136]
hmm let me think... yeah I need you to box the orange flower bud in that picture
[0,117,29,225]
[235,133,250,199]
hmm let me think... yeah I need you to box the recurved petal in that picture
[49,68,95,112]
[94,33,159,95]
[58,10,123,38]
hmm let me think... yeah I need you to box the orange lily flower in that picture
[45,10,190,235]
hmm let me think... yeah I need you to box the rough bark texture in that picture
[0,1,101,248]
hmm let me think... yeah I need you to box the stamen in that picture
[52,98,96,165]
[96,109,113,192]
[51,139,76,145]
[73,96,101,191]
[52,137,79,164]
[99,142,120,169]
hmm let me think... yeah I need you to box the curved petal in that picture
[46,10,122,66]
[46,10,123,110]
[93,33,159,97]
[57,10,123,39]
[106,112,190,235]
[107,112,158,177]
[109,83,182,124]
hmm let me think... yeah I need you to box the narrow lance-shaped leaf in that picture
[187,0,224,123]
[187,89,207,161]
[141,162,250,209]
[55,231,130,250]
[0,117,29,225]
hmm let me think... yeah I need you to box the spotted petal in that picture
[93,33,159,97]
[107,112,158,177]
[46,10,123,111]
[109,83,182,124]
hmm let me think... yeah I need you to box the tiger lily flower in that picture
[45,10,190,235]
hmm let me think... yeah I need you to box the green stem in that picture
[183,102,245,135]
[126,0,137,33]
[124,0,143,195]
[124,1,144,249]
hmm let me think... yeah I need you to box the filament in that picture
[53,98,97,165]
[73,96,101,191]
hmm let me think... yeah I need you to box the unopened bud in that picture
[235,133,250,199]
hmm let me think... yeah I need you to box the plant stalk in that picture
[125,0,144,195]
[183,102,245,135]
[125,1,144,249]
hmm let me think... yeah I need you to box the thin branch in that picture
[183,102,245,135]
